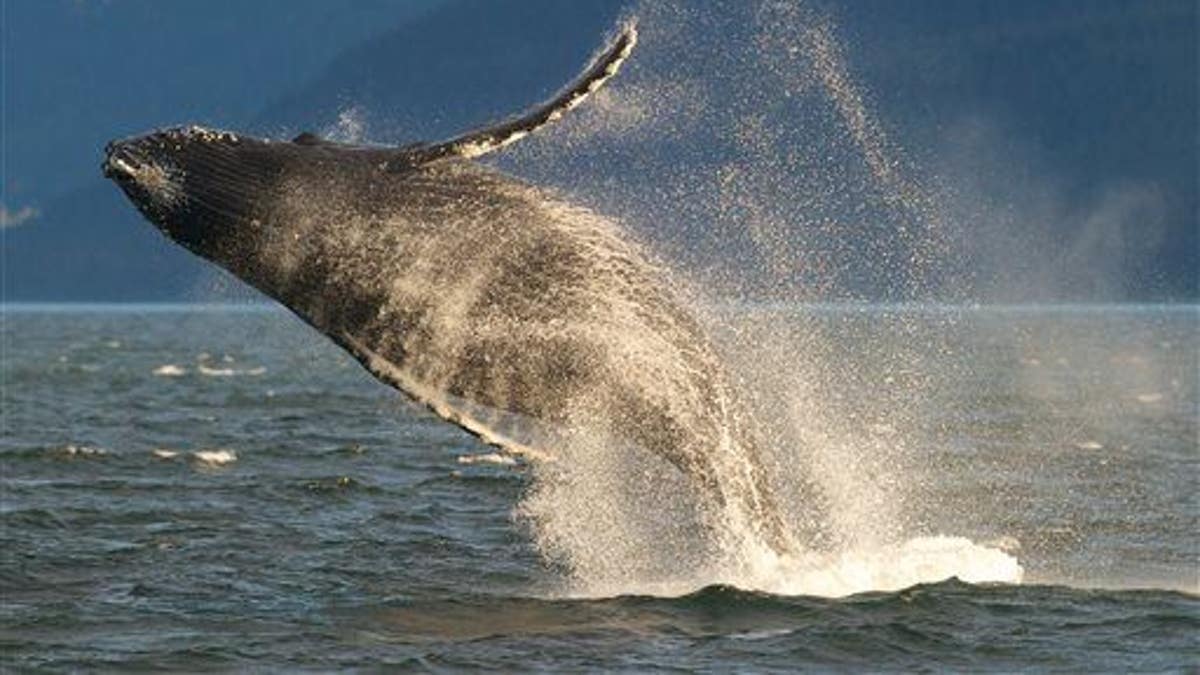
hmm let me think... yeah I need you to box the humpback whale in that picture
[104,23,796,552]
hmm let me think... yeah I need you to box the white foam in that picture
[737,536,1024,597]
[574,535,1023,599]
[192,449,237,466]
[196,364,265,377]
[1074,440,1103,450]
[457,452,518,466]
[59,444,106,458]
[153,364,187,377]
[151,449,180,459]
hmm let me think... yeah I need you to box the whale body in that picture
[103,23,795,552]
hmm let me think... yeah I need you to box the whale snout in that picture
[102,134,185,223]
[102,138,151,181]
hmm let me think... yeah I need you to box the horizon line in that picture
[2,300,1197,314]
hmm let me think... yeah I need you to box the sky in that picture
[1,0,1196,302]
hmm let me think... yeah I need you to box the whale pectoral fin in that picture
[333,329,555,463]
[412,20,637,163]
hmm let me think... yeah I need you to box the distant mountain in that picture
[3,183,206,302]
[4,0,441,207]
[2,0,1195,302]
[256,0,627,143]
[839,0,1197,301]
[3,0,625,301]
[3,0,444,302]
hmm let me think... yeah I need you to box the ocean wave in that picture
[52,444,108,459]
[457,452,519,466]
[153,361,266,377]
[197,364,266,377]
[192,449,238,466]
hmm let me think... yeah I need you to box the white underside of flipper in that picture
[338,331,555,463]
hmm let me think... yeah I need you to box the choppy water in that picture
[2,304,1196,670]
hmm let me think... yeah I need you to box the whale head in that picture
[103,124,427,310]
[103,126,287,257]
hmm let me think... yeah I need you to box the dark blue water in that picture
[2,305,1196,670]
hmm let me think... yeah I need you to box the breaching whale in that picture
[103,23,797,553]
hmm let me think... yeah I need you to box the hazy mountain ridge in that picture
[3,0,1195,301]
[4,0,626,301]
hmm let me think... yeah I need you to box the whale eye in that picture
[292,132,323,146]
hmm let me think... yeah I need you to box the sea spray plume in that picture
[102,21,803,557]
[492,0,1025,594]
[753,1,955,297]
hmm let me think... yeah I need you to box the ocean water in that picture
[2,303,1196,671]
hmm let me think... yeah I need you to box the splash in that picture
[557,536,1023,600]
[107,1,1022,597]
[500,0,1020,597]
[324,106,368,144]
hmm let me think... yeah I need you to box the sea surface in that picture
[2,303,1196,671]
